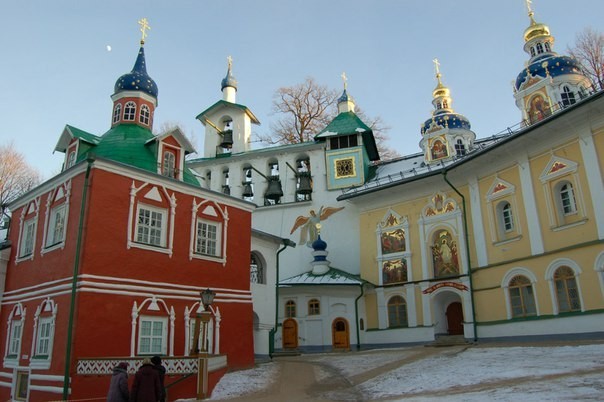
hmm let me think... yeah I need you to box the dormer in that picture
[147,127,196,181]
[54,125,101,172]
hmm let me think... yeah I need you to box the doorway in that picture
[331,318,350,350]
[282,318,298,349]
[446,302,464,335]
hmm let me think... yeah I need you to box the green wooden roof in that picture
[315,112,380,161]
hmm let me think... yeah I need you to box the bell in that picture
[297,173,312,195]
[222,185,231,195]
[265,177,284,201]
[242,182,254,198]
[220,129,233,149]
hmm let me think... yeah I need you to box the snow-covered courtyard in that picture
[208,342,604,401]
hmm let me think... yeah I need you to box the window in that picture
[530,47,536,57]
[139,104,150,125]
[508,275,537,317]
[560,85,576,107]
[124,101,136,121]
[496,201,515,233]
[8,320,23,357]
[536,43,544,54]
[329,134,358,150]
[19,219,36,257]
[136,205,166,247]
[113,103,122,124]
[545,42,551,52]
[285,300,296,318]
[35,318,52,357]
[387,296,408,327]
[442,99,449,109]
[308,299,320,315]
[162,151,176,178]
[558,182,577,215]
[138,316,167,355]
[454,139,466,156]
[66,151,76,168]
[554,266,581,313]
[46,204,66,247]
[195,220,220,256]
[250,253,264,284]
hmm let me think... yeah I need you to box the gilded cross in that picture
[138,18,151,44]
[525,0,533,15]
[227,55,233,70]
[432,58,441,77]
[341,72,348,90]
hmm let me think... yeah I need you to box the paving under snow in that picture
[208,343,604,401]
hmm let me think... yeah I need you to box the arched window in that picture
[113,103,122,124]
[250,253,264,284]
[66,151,76,168]
[454,139,466,156]
[162,151,176,178]
[508,275,537,317]
[139,104,150,125]
[387,295,408,327]
[124,101,136,121]
[442,99,449,109]
[530,47,536,57]
[285,300,296,318]
[554,266,581,312]
[560,85,576,107]
[436,101,442,109]
[308,299,320,315]
[545,42,551,52]
[536,43,544,54]
[558,182,577,215]
[498,201,514,233]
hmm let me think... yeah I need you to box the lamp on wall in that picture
[191,288,216,356]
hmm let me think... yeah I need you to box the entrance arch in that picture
[446,302,464,335]
[282,318,298,349]
[331,318,350,350]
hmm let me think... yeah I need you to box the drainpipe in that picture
[269,238,295,357]
[442,169,478,342]
[354,283,364,350]
[63,155,94,399]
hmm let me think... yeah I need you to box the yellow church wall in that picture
[527,140,598,252]
[364,292,378,329]
[593,129,604,178]
[477,165,533,265]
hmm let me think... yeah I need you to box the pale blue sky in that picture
[1,1,603,179]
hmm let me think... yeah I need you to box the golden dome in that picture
[523,11,551,42]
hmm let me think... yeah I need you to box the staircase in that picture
[427,334,468,347]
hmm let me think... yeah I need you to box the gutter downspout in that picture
[63,156,94,399]
[354,283,364,350]
[269,239,295,358]
[442,169,478,342]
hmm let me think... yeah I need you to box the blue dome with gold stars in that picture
[515,55,583,91]
[421,112,471,135]
[114,46,158,98]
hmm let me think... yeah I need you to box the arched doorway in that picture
[282,318,298,349]
[446,302,464,335]
[332,318,350,350]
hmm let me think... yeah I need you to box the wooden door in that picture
[282,318,298,349]
[446,302,464,335]
[332,318,350,350]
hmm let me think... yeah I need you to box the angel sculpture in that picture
[290,206,345,246]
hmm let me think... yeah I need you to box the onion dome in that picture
[524,10,551,43]
[338,89,351,103]
[421,113,471,135]
[114,45,158,98]
[515,55,584,90]
[221,57,238,91]
[312,235,327,253]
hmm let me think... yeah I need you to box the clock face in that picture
[335,157,355,178]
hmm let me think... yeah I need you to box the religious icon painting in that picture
[382,258,408,285]
[431,230,459,277]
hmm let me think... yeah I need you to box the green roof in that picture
[280,267,365,286]
[315,112,380,161]
[66,125,101,145]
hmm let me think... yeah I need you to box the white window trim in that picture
[65,142,79,170]
[41,182,71,255]
[139,104,151,126]
[113,103,122,124]
[194,218,222,258]
[130,297,175,357]
[124,101,137,121]
[501,268,540,320]
[189,199,228,266]
[3,304,26,368]
[134,204,168,248]
[127,182,176,256]
[157,143,183,181]
[29,299,57,370]
[185,304,221,356]
[545,258,585,315]
[16,199,40,263]
[137,316,168,356]
[18,218,37,261]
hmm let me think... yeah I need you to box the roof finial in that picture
[341,72,348,90]
[433,58,444,86]
[525,0,536,23]
[138,18,151,45]
[227,55,233,71]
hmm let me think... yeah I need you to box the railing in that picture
[76,356,199,375]
[342,82,604,197]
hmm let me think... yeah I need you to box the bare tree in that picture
[154,121,198,159]
[567,27,604,89]
[257,77,400,160]
[0,142,42,214]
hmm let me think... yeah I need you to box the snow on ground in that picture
[209,344,604,400]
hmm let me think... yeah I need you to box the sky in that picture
[1,1,604,180]
[204,343,604,401]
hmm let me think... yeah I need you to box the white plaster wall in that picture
[478,313,604,339]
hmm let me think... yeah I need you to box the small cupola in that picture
[337,72,356,113]
[221,56,238,103]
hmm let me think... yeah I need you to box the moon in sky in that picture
[106,45,112,52]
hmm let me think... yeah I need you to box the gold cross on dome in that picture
[227,55,233,70]
[525,0,533,15]
[341,72,348,90]
[138,18,151,44]
[433,58,441,76]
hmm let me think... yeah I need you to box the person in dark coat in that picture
[130,358,161,402]
[150,355,166,402]
[107,362,129,402]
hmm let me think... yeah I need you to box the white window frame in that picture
[195,219,221,257]
[19,218,36,258]
[189,200,228,265]
[137,316,168,355]
[135,204,167,248]
[8,320,23,357]
[30,299,56,369]
[45,204,66,248]
[124,101,136,121]
[34,318,52,357]
[557,181,577,216]
[162,151,176,178]
[66,150,77,168]
[139,104,150,125]
[113,103,122,124]
[4,304,26,368]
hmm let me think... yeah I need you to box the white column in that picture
[518,154,544,254]
[579,131,604,239]
[375,288,387,329]
[468,177,488,266]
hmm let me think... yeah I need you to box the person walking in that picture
[130,358,161,402]
[107,362,129,402]
[151,355,166,402]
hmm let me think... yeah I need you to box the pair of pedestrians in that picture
[107,355,166,402]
